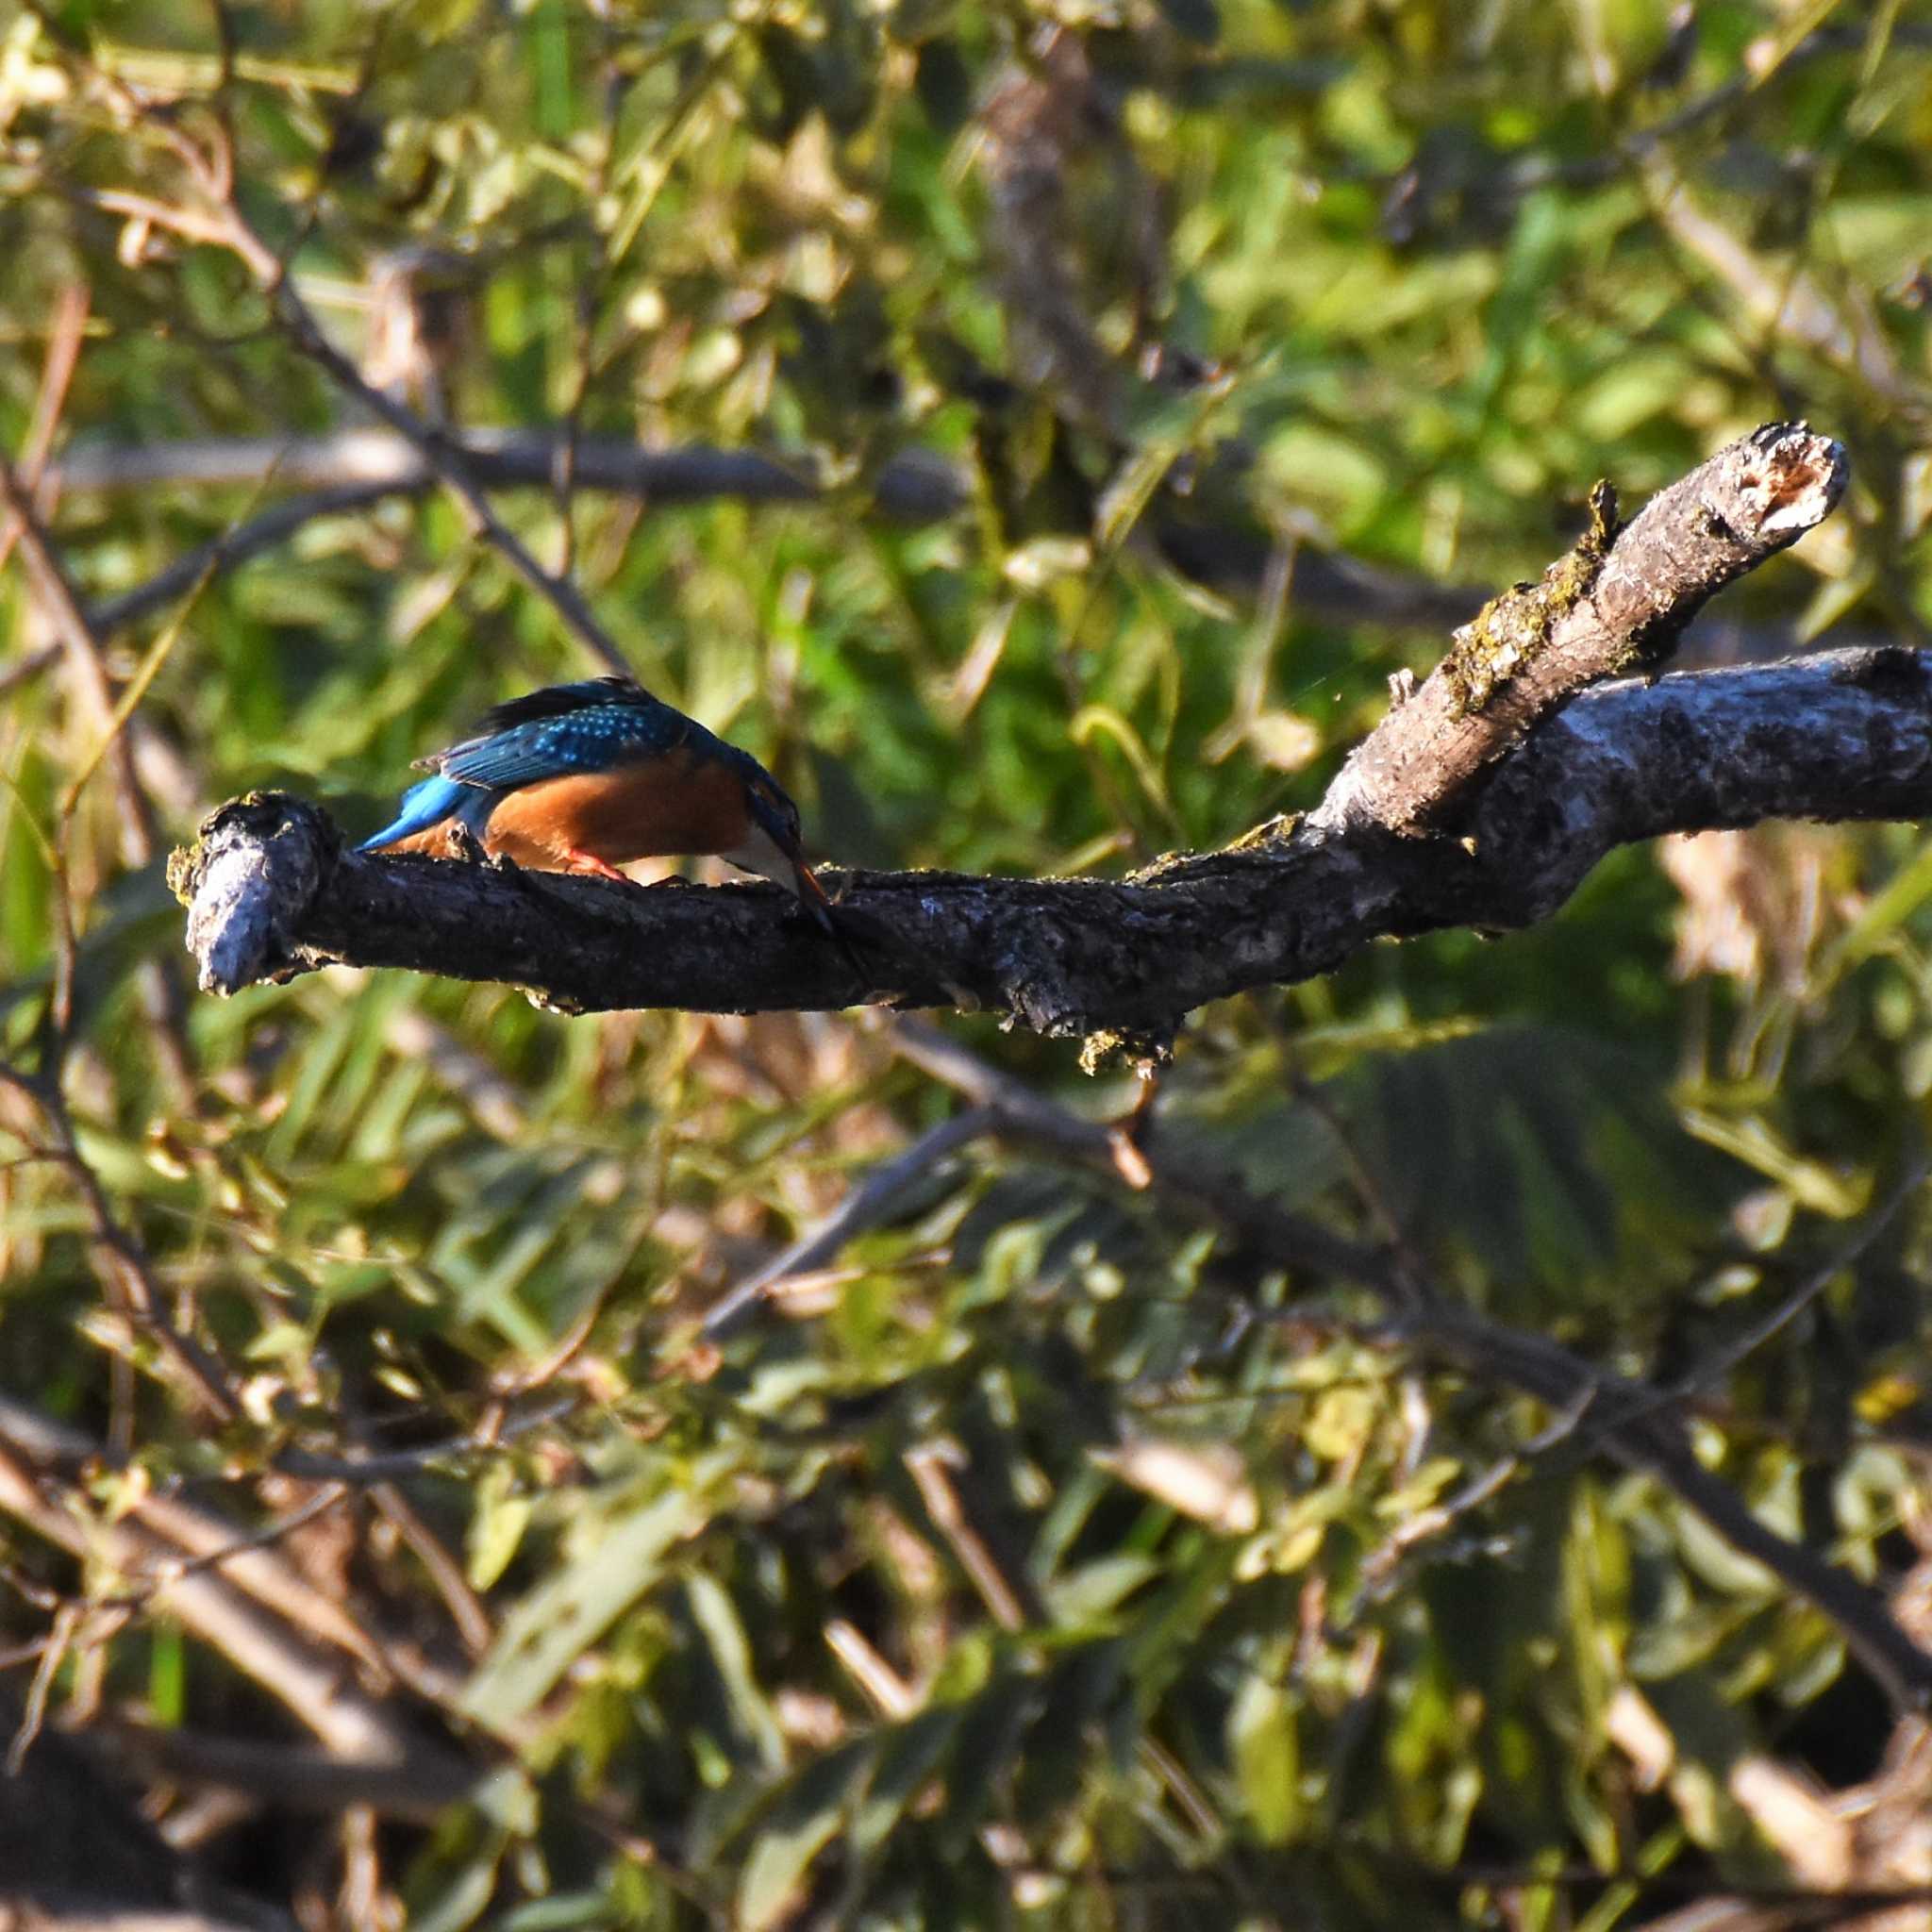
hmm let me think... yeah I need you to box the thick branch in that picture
[1315,423,1848,831]
[175,647,1932,1039]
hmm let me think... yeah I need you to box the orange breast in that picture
[481,753,755,870]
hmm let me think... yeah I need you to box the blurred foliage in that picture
[4,0,1932,1926]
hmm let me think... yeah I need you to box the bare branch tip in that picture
[179,791,335,996]
[1728,420,1851,541]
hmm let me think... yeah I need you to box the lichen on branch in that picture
[1441,481,1620,714]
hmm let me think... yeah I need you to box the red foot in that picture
[563,848,630,883]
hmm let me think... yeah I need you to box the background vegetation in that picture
[4,0,1932,1925]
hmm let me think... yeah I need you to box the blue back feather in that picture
[436,696,694,791]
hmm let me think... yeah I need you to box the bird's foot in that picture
[562,847,631,884]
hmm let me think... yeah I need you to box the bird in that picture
[359,675,843,933]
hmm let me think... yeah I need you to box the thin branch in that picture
[888,1027,1932,1707]
[0,281,90,586]
[203,191,638,675]
[1405,1300,1932,1707]
[0,457,202,1100]
[0,1396,383,1675]
[47,427,934,508]
[0,1071,239,1423]
[90,478,404,635]
[0,642,61,699]
[47,427,1486,641]
[267,1396,575,1484]
[703,1105,996,1338]
[0,458,161,862]
[903,1440,1044,1631]
[696,1012,1932,1707]
[82,1723,480,1823]
[365,1484,493,1659]
[0,1439,425,1764]
[1666,1153,1931,1409]
[1350,1382,1598,1607]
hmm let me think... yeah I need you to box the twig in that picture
[90,478,403,635]
[366,1484,492,1658]
[0,1070,239,1423]
[0,1440,425,1763]
[0,458,160,860]
[267,1395,575,1483]
[1351,1382,1598,1607]
[48,423,1883,661]
[0,642,62,699]
[0,1397,373,1671]
[697,1014,1932,1701]
[903,1441,1042,1631]
[1668,1153,1932,1407]
[0,282,90,584]
[50,428,1483,642]
[204,180,637,675]
[7,1601,81,1774]
[0,457,201,1100]
[81,1724,480,1823]
[702,1106,995,1338]
[1407,1301,1932,1707]
[27,50,640,678]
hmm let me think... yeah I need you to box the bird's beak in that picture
[795,858,871,988]
[792,857,838,934]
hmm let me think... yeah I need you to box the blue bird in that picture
[360,676,840,930]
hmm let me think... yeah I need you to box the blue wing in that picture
[434,699,692,791]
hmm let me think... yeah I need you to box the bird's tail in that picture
[359,774,482,852]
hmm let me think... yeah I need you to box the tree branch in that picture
[171,424,1883,1043]
[172,641,1929,1038]
[0,1436,421,1764]
[1313,422,1848,830]
[54,427,1477,641]
[746,1019,1932,1707]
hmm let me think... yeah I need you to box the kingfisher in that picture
[359,675,843,934]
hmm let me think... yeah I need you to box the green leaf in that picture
[736,1740,874,1932]
[1228,1675,1301,1844]
[688,1572,787,1773]
[460,1467,722,1732]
